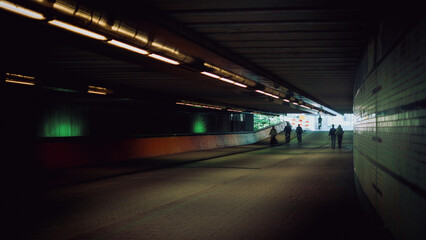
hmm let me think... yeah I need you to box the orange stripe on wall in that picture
[36,122,286,169]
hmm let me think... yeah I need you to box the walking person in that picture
[284,122,292,144]
[329,124,337,149]
[336,125,344,149]
[296,124,303,144]
[269,126,278,148]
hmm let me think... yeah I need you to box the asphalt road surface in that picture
[10,131,393,240]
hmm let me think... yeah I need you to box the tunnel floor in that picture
[11,131,393,240]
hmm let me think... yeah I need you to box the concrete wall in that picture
[353,11,426,240]
[36,123,285,169]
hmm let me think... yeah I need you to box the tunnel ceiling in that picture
[2,0,382,115]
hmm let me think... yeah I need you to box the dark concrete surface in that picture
[5,131,393,240]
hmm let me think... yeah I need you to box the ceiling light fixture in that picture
[5,79,35,85]
[48,20,107,40]
[148,53,180,65]
[5,73,36,85]
[231,82,248,88]
[0,1,45,20]
[283,99,290,103]
[201,71,221,79]
[219,77,247,88]
[107,39,149,55]
[255,90,279,99]
[88,85,110,95]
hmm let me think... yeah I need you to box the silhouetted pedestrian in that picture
[329,124,336,149]
[284,122,292,144]
[336,125,344,148]
[269,126,278,148]
[296,124,303,144]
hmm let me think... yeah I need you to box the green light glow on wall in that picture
[193,114,207,133]
[40,106,87,137]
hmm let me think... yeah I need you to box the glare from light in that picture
[116,28,136,38]
[95,19,107,27]
[48,20,107,40]
[292,102,299,105]
[75,11,92,21]
[0,1,45,20]
[108,39,149,55]
[136,34,149,44]
[201,71,221,79]
[148,53,180,65]
[283,99,290,102]
[255,90,279,99]
[53,3,75,15]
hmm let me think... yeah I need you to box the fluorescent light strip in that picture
[283,99,290,102]
[232,82,247,88]
[201,71,221,79]
[108,40,149,55]
[88,90,107,95]
[48,20,107,40]
[218,77,235,84]
[219,77,247,88]
[0,1,45,20]
[301,105,311,109]
[255,90,279,99]
[202,72,247,88]
[228,109,243,113]
[5,79,35,85]
[292,102,299,105]
[148,54,179,65]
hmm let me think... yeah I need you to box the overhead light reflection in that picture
[48,20,107,40]
[0,1,45,20]
[53,2,75,15]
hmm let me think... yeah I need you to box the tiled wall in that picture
[353,15,426,240]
